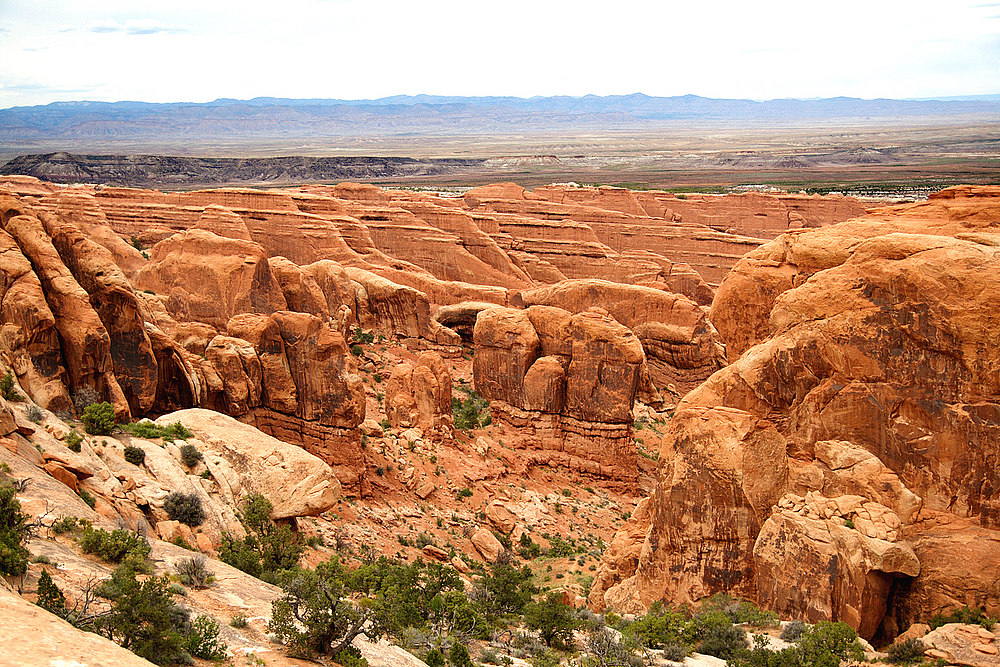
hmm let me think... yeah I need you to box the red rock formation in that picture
[385,351,453,432]
[134,229,287,330]
[593,186,1000,640]
[518,279,725,395]
[473,305,643,477]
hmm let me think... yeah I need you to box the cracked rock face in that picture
[593,186,1000,640]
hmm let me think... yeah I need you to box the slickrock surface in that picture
[593,185,1000,641]
[0,584,158,667]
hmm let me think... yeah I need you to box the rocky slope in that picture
[591,185,1000,642]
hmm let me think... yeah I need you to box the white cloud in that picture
[0,0,997,107]
[85,18,186,35]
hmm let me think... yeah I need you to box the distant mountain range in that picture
[2,94,998,143]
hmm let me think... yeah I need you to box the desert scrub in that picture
[82,401,116,435]
[887,638,926,663]
[163,491,206,527]
[79,527,151,566]
[26,404,43,423]
[65,429,83,452]
[175,555,215,589]
[123,445,146,466]
[120,420,193,442]
[179,444,203,468]
[452,386,491,430]
[780,619,806,642]
[1,370,22,401]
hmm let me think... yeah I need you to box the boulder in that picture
[155,408,341,519]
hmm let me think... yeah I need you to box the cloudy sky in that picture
[1,0,998,108]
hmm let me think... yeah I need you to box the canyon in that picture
[0,173,998,664]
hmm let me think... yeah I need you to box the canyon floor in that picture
[0,173,998,667]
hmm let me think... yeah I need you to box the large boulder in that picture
[156,408,341,519]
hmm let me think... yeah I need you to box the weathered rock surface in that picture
[155,408,340,519]
[385,351,453,432]
[0,585,157,667]
[473,305,643,477]
[594,186,1000,640]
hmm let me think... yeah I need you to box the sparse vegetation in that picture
[163,491,206,527]
[120,420,193,442]
[123,445,146,466]
[175,554,215,589]
[79,527,151,568]
[82,401,116,435]
[72,386,101,412]
[452,386,491,430]
[1,370,22,401]
[929,606,998,630]
[0,482,31,577]
[65,429,83,452]
[887,638,926,663]
[26,404,43,423]
[220,493,303,583]
[179,444,203,468]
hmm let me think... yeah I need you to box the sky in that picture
[0,0,998,109]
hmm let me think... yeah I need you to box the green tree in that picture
[0,483,30,577]
[268,557,383,660]
[35,569,67,616]
[219,493,303,582]
[82,401,116,435]
[525,592,579,648]
[449,641,474,667]
[95,566,190,665]
[476,561,537,619]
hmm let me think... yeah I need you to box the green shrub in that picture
[65,430,83,452]
[797,622,864,667]
[780,620,806,642]
[52,516,86,534]
[452,387,491,430]
[334,645,369,667]
[0,484,31,577]
[1,370,22,401]
[94,564,227,665]
[175,555,215,589]
[887,638,926,663]
[350,345,363,356]
[698,623,747,660]
[77,489,97,508]
[123,445,146,466]
[120,421,193,442]
[268,558,378,659]
[35,569,67,615]
[449,641,474,667]
[229,614,248,628]
[79,527,151,567]
[457,487,473,501]
[184,615,228,661]
[424,649,445,667]
[628,601,693,649]
[82,401,116,435]
[524,591,579,648]
[219,493,303,582]
[179,444,203,468]
[929,606,998,630]
[163,492,205,527]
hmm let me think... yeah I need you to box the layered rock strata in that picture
[473,305,644,478]
[592,186,1000,641]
